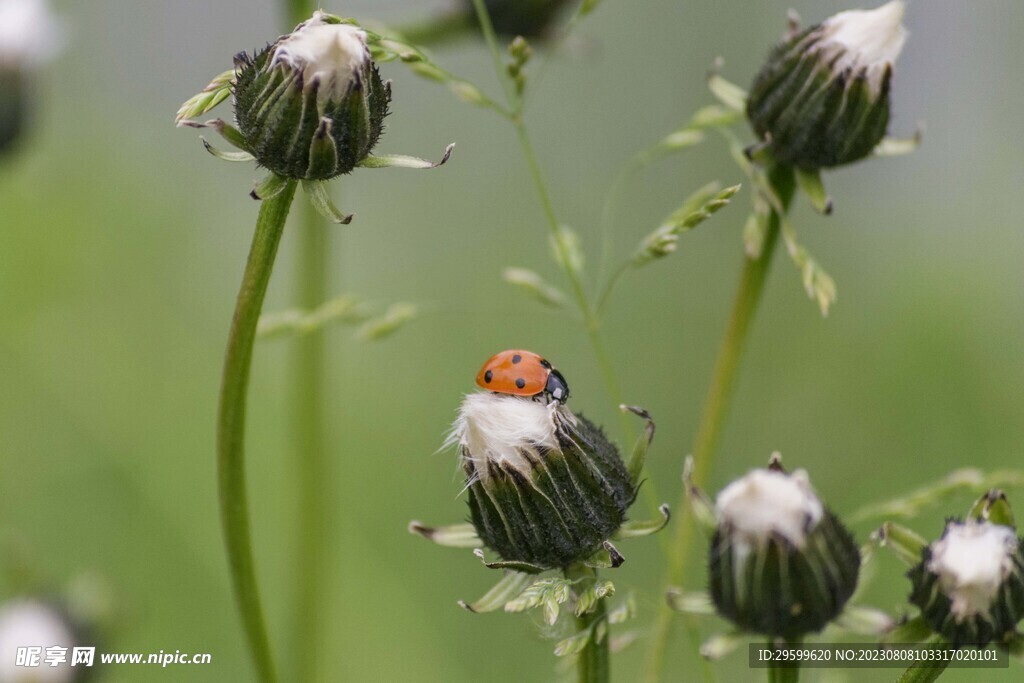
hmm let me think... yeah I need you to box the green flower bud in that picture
[466,0,573,38]
[233,11,390,180]
[746,1,907,170]
[709,461,860,639]
[452,392,636,570]
[908,519,1024,647]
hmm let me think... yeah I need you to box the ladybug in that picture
[475,349,570,403]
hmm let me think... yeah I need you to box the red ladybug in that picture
[475,349,570,403]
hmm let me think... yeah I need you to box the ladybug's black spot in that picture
[484,370,493,384]
[515,378,526,389]
[511,354,522,364]
[539,359,552,369]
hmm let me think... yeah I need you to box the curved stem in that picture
[644,165,795,682]
[567,566,610,683]
[217,178,297,683]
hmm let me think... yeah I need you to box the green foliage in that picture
[257,294,367,339]
[632,184,741,266]
[502,267,566,308]
[504,577,572,624]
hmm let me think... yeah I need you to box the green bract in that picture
[233,13,390,180]
[746,1,907,170]
[708,460,860,639]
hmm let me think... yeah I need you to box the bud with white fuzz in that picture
[709,460,860,638]
[746,1,908,170]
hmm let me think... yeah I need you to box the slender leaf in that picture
[458,571,534,613]
[795,167,832,215]
[876,522,928,567]
[666,589,715,616]
[358,143,455,169]
[302,180,353,224]
[614,505,670,539]
[502,267,566,308]
[407,521,481,548]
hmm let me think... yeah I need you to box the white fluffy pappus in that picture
[448,392,575,483]
[813,0,907,95]
[270,11,371,106]
[928,521,1019,621]
[715,468,824,553]
[0,0,63,67]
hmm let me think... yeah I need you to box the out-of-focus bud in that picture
[452,392,636,569]
[0,599,84,682]
[465,0,574,38]
[0,0,62,156]
[0,0,62,68]
[0,68,25,154]
[908,517,1024,647]
[746,1,907,170]
[708,457,860,639]
[233,11,390,180]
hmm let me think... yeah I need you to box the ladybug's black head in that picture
[545,368,570,403]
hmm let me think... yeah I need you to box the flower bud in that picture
[746,1,907,170]
[453,392,636,569]
[908,519,1024,647]
[465,0,573,38]
[233,11,390,180]
[708,461,860,639]
[0,0,62,156]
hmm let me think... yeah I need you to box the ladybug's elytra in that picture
[475,349,570,403]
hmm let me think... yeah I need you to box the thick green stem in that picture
[291,199,330,683]
[895,637,950,683]
[644,165,795,682]
[895,662,949,683]
[217,179,297,683]
[767,639,801,683]
[577,599,610,683]
[568,567,610,683]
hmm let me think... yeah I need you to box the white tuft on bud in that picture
[927,521,1018,621]
[0,0,63,68]
[708,460,860,638]
[0,600,76,683]
[815,0,907,96]
[450,392,571,481]
[715,468,823,557]
[270,11,371,106]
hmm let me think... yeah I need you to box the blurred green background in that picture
[1,0,1022,680]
